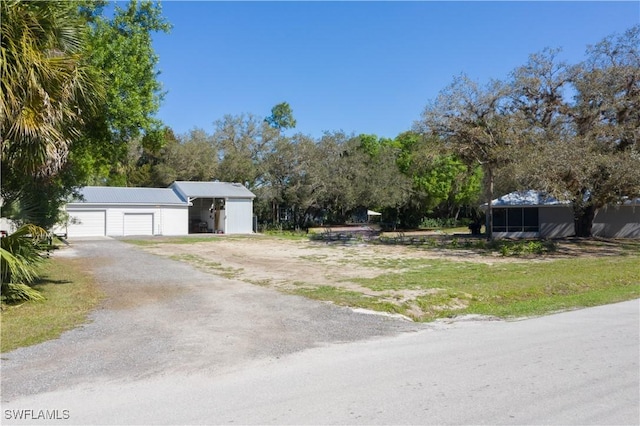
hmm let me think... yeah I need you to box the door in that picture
[67,210,106,237]
[123,213,153,236]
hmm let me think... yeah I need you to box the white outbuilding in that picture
[62,181,256,238]
[169,181,256,235]
[64,186,188,238]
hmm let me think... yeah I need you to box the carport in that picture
[169,181,256,234]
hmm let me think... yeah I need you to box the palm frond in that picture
[1,224,49,304]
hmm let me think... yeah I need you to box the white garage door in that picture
[67,211,106,237]
[124,213,153,236]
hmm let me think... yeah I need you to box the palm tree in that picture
[0,1,103,302]
[0,0,102,178]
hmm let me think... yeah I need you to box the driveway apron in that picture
[1,238,422,401]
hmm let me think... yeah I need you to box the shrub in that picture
[420,217,460,229]
[492,239,557,257]
[1,224,50,304]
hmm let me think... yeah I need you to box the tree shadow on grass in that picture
[553,238,640,258]
[33,276,72,287]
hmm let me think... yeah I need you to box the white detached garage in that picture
[65,187,188,238]
[63,181,256,238]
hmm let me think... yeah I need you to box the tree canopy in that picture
[265,102,297,130]
[1,0,103,226]
[1,0,172,228]
[83,0,171,185]
[3,1,634,240]
[416,25,640,237]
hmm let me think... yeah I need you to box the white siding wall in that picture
[66,205,188,237]
[123,213,154,236]
[106,209,124,236]
[225,198,254,234]
[161,207,189,235]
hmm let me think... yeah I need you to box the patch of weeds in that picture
[619,240,640,254]
[472,239,488,250]
[289,285,406,316]
[123,239,160,246]
[262,230,309,240]
[299,254,329,262]
[413,291,472,321]
[169,254,241,278]
[125,236,222,246]
[461,239,474,248]
[246,279,273,287]
[357,257,429,270]
[489,240,557,256]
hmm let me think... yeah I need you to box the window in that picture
[493,209,507,232]
[493,208,539,233]
[523,208,539,232]
[507,208,523,232]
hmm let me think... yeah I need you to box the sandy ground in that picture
[142,237,505,288]
[136,234,639,320]
[139,236,523,316]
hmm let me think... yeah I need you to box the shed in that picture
[169,181,256,234]
[64,186,188,237]
[484,190,640,239]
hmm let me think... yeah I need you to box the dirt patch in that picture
[142,238,516,289]
[53,254,187,311]
[139,237,519,311]
[136,235,638,321]
[145,239,378,291]
[103,284,188,310]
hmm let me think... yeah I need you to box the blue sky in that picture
[150,1,639,139]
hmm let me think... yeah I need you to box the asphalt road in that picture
[1,239,639,425]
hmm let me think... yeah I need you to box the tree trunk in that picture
[573,204,596,237]
[486,167,494,240]
[271,201,276,224]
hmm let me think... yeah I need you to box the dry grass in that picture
[131,235,640,322]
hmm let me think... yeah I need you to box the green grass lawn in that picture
[291,255,640,321]
[0,257,103,353]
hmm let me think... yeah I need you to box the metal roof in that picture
[69,186,188,205]
[170,181,256,199]
[483,191,640,208]
[490,190,570,207]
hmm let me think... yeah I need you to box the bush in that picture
[490,239,557,257]
[419,217,465,229]
[1,224,51,304]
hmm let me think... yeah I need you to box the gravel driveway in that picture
[1,238,424,402]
